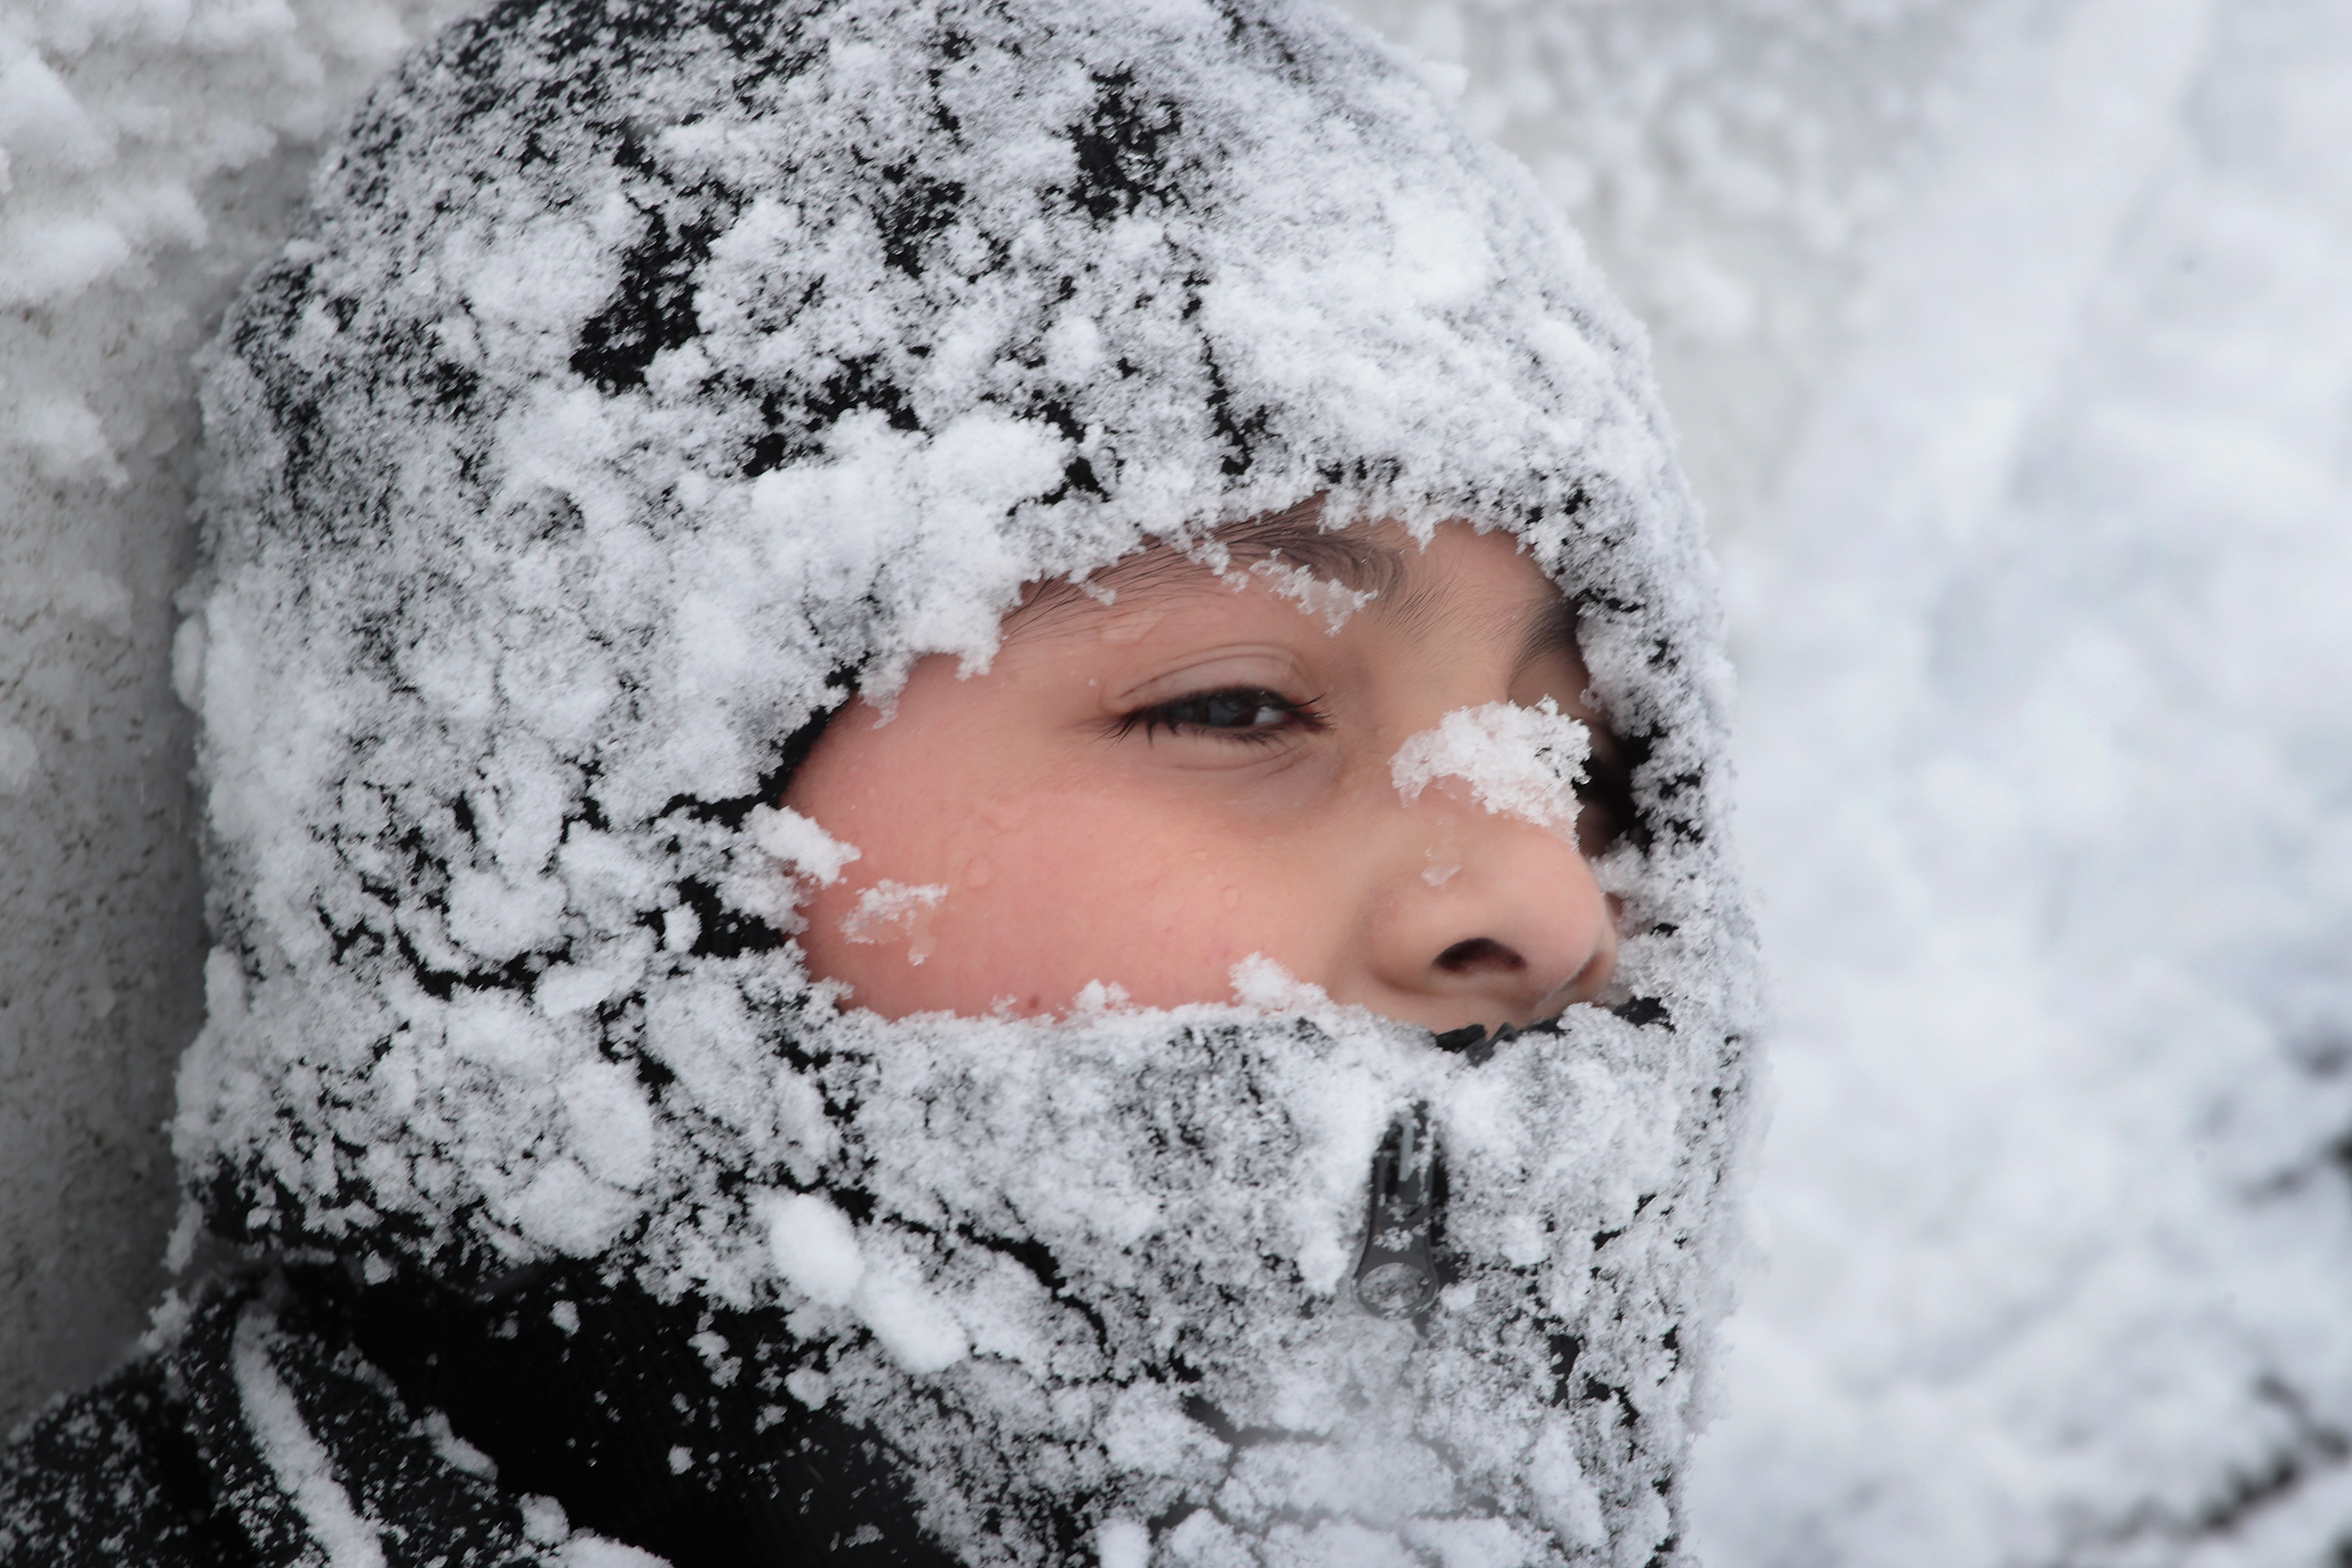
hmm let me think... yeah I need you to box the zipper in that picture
[1353,1103,1442,1319]
[1352,1023,1515,1319]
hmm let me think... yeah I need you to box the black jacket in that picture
[0,1268,955,1567]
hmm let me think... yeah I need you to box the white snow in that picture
[1339,0,2352,1563]
[747,804,861,887]
[1389,699,1589,838]
[0,724,41,795]
[837,880,948,958]
[760,1191,866,1309]
[1097,1519,1153,1568]
[847,1246,970,1375]
[0,0,488,1428]
[230,1305,390,1568]
[560,1537,670,1568]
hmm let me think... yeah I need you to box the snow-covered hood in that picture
[173,0,1758,1559]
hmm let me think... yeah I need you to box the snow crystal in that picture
[760,1192,865,1311]
[1229,953,1336,1015]
[837,880,948,961]
[746,804,860,887]
[1390,699,1590,839]
[0,725,41,797]
[1246,556,1381,630]
[417,1410,497,1479]
[847,1245,971,1375]
[559,1537,670,1568]
[1097,1519,1153,1568]
[517,1493,569,1544]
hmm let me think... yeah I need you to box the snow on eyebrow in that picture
[1018,521,1406,637]
[1391,699,1590,834]
[1244,556,1379,631]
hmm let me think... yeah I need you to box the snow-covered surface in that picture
[0,0,481,1436]
[3,0,2349,1565]
[1690,0,2352,1559]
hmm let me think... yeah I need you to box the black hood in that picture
[172,0,1759,1559]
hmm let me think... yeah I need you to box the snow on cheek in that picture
[1228,953,1333,1014]
[840,880,947,964]
[747,803,861,886]
[1389,699,1590,837]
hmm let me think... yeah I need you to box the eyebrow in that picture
[1206,502,1412,597]
[1009,499,1411,631]
[1516,590,1580,673]
[1008,499,1581,674]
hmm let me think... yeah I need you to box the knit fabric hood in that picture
[172,0,1759,1560]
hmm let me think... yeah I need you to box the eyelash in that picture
[1113,686,1330,745]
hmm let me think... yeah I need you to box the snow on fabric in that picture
[769,989,1704,1564]
[168,0,1756,1560]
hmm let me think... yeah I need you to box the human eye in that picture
[1112,685,1329,745]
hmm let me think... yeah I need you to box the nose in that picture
[1362,779,1617,1033]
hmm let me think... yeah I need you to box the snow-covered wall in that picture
[5,0,2350,1563]
[0,0,481,1432]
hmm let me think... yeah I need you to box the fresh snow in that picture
[1391,699,1590,837]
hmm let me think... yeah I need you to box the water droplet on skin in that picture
[965,857,993,888]
[1422,848,1461,888]
[979,800,1029,834]
[1221,886,1240,909]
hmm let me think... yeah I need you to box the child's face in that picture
[780,520,1621,1034]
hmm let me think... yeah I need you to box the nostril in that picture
[1436,937,1524,975]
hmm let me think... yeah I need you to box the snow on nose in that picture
[1389,699,1590,837]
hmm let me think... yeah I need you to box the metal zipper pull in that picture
[1354,1104,1442,1319]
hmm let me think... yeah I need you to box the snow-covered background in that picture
[4,0,2347,1562]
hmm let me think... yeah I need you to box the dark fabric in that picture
[0,1358,248,1568]
[0,1271,953,1568]
[328,1264,956,1567]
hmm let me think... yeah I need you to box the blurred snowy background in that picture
[4,0,2348,1562]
